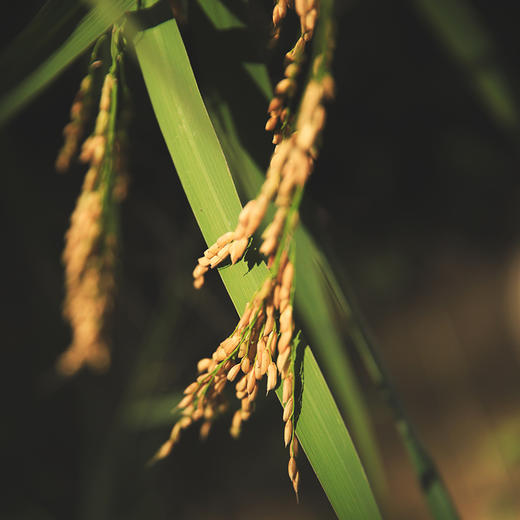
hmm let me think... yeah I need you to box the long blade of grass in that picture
[133,16,381,519]
[410,0,519,132]
[0,0,135,125]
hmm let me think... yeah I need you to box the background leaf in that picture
[0,0,135,125]
[411,0,519,132]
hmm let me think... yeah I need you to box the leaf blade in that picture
[134,18,381,519]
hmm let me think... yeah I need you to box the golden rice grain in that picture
[236,374,247,392]
[288,456,298,480]
[230,237,248,264]
[280,305,293,332]
[247,369,257,394]
[283,375,293,403]
[227,363,242,381]
[178,394,194,409]
[197,358,211,372]
[291,437,299,458]
[241,356,251,374]
[284,420,293,447]
[283,397,294,422]
[277,348,290,375]
[292,471,300,495]
[267,362,278,393]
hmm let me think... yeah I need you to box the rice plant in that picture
[5,0,519,518]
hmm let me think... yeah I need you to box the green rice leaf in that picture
[133,17,381,519]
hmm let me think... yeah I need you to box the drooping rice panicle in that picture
[162,0,335,498]
[58,27,129,376]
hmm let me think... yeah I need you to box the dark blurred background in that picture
[2,1,520,519]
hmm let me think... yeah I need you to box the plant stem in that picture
[330,273,460,519]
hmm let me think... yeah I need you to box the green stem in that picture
[338,278,459,519]
[100,25,126,236]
